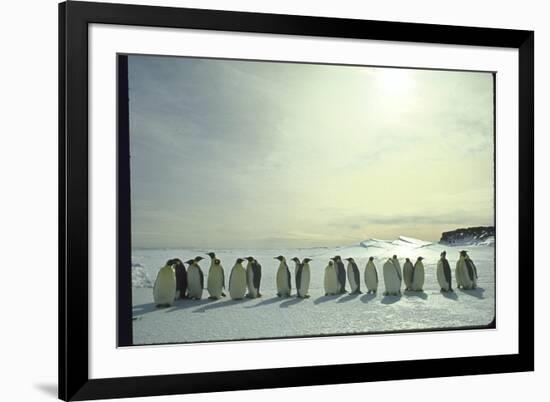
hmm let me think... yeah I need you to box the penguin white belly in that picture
[457,260,473,289]
[276,266,291,296]
[383,261,400,295]
[153,266,176,306]
[455,264,464,288]
[436,261,449,291]
[246,264,258,297]
[207,266,224,299]
[347,266,359,293]
[229,266,247,299]
[324,266,338,295]
[187,266,203,299]
[364,264,378,292]
[403,263,413,290]
[298,265,311,297]
[411,264,425,291]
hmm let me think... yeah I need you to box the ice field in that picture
[131,236,495,345]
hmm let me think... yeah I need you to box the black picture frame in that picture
[59,1,534,400]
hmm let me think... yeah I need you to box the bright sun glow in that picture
[375,68,414,95]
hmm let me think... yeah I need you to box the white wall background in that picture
[0,0,546,401]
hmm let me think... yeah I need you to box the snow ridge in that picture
[132,263,153,288]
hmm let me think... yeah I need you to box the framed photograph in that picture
[59,1,534,400]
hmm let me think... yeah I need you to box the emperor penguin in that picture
[332,256,347,294]
[402,258,414,291]
[153,264,177,307]
[411,256,425,291]
[296,258,312,298]
[456,250,478,290]
[206,255,225,300]
[274,255,292,297]
[245,256,262,298]
[324,260,339,296]
[186,256,205,300]
[166,258,187,299]
[436,251,453,292]
[345,257,361,294]
[364,257,379,294]
[383,258,401,296]
[229,258,247,300]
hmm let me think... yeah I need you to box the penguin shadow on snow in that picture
[132,303,158,317]
[459,287,485,300]
[165,298,213,312]
[193,298,252,313]
[360,293,377,303]
[244,296,283,308]
[381,295,402,304]
[313,295,340,305]
[279,297,306,308]
[441,290,459,301]
[337,293,361,303]
[403,290,428,300]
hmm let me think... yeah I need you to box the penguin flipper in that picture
[253,261,262,292]
[470,259,479,279]
[296,264,303,294]
[465,259,475,282]
[393,261,402,281]
[286,265,292,292]
[199,268,204,289]
[443,260,452,289]
[353,264,360,291]
[229,268,234,292]
[221,268,225,289]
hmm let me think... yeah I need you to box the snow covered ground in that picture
[131,236,495,345]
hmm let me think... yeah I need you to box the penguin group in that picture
[152,250,478,307]
[152,253,264,307]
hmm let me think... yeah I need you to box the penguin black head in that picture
[368,256,374,261]
[166,258,182,266]
[291,257,301,264]
[206,252,216,259]
[235,258,245,264]
[345,257,354,262]
[194,256,204,262]
[303,258,312,263]
[214,258,221,265]
[441,251,447,258]
[459,250,468,257]
[405,257,410,262]
[328,260,334,266]
[245,256,255,262]
[333,255,341,261]
[274,255,284,261]
[392,255,397,259]
[417,256,424,261]
[184,259,194,265]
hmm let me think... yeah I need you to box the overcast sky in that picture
[128,55,494,249]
